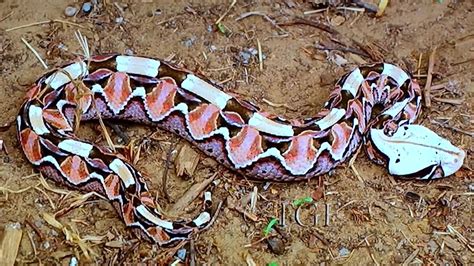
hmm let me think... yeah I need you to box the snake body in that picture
[17,54,461,246]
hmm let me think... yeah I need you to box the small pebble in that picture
[427,240,439,254]
[115,17,124,24]
[182,36,197,48]
[124,48,134,56]
[34,220,43,228]
[64,6,78,17]
[82,2,93,13]
[247,47,258,56]
[176,248,187,261]
[42,241,50,249]
[339,247,350,257]
[50,229,59,237]
[69,257,78,266]
[266,237,285,255]
[238,47,266,65]
[209,45,217,52]
[468,183,474,191]
[239,51,252,65]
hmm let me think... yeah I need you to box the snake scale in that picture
[16,54,465,246]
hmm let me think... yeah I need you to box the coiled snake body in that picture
[17,54,465,246]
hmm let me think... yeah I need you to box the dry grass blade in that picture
[215,0,237,24]
[424,47,437,107]
[6,19,87,32]
[376,0,389,17]
[257,38,263,71]
[447,224,474,252]
[21,38,48,70]
[402,248,419,266]
[348,147,364,183]
[0,11,13,22]
[0,185,33,194]
[431,97,464,105]
[75,30,90,59]
[262,98,296,111]
[236,11,287,34]
[39,173,69,195]
[41,213,97,260]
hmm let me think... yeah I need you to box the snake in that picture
[16,54,465,246]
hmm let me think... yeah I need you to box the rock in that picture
[42,240,50,249]
[82,2,93,13]
[64,6,78,17]
[176,248,187,261]
[182,36,197,48]
[339,247,350,257]
[427,240,438,254]
[124,48,133,56]
[69,257,78,266]
[443,236,463,251]
[266,237,285,255]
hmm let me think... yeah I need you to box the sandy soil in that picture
[0,0,472,265]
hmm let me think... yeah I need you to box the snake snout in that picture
[370,125,466,180]
[440,148,465,178]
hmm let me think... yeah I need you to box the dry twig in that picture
[236,11,287,33]
[424,47,437,107]
[167,173,217,216]
[6,19,87,32]
[278,17,336,34]
[0,11,13,22]
[21,38,48,70]
[215,0,237,24]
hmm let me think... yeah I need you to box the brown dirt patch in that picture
[0,0,472,265]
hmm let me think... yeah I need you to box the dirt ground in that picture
[0,0,473,265]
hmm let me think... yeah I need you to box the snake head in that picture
[369,124,465,180]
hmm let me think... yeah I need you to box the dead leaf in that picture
[0,223,23,266]
[175,145,200,177]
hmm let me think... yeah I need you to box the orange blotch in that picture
[103,72,132,113]
[147,227,171,243]
[228,126,264,166]
[60,155,90,184]
[19,128,42,163]
[222,111,245,126]
[187,104,220,139]
[139,192,156,209]
[145,78,178,121]
[283,131,318,174]
[64,82,92,113]
[85,68,114,81]
[25,84,41,100]
[347,99,366,133]
[104,174,121,199]
[361,80,374,105]
[43,89,61,106]
[42,109,72,131]
[330,122,353,160]
[122,202,135,226]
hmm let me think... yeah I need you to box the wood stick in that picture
[167,173,217,216]
[424,47,437,107]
